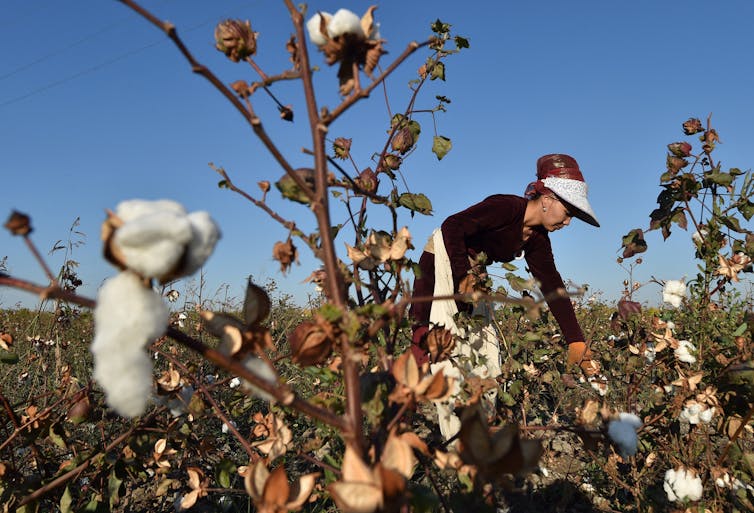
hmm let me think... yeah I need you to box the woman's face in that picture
[542,195,573,231]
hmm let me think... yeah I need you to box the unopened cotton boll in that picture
[306,11,332,46]
[91,271,168,417]
[327,9,362,38]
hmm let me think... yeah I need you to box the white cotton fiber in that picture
[113,211,192,279]
[116,199,186,221]
[91,271,168,417]
[607,413,642,458]
[306,12,332,46]
[183,211,221,275]
[327,9,362,38]
[664,467,703,502]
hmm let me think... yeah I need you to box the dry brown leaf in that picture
[251,413,293,460]
[458,406,543,480]
[0,332,12,351]
[328,444,383,513]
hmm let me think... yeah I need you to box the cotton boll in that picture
[113,212,192,279]
[327,9,362,38]
[306,11,331,46]
[116,199,187,222]
[675,340,697,364]
[607,413,642,457]
[94,352,154,417]
[699,407,714,423]
[182,211,221,276]
[664,467,703,502]
[662,279,686,308]
[91,271,169,417]
[240,356,278,402]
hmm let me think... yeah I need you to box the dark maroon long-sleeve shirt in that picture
[410,194,584,344]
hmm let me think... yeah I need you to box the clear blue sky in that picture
[2,0,754,310]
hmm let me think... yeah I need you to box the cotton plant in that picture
[92,199,220,417]
[663,467,703,503]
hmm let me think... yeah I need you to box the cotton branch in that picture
[283,0,365,453]
[116,0,316,203]
[322,38,434,126]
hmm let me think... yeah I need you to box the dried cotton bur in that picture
[329,432,427,513]
[457,405,543,482]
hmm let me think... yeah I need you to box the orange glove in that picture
[567,341,600,376]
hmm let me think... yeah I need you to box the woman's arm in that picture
[524,232,585,343]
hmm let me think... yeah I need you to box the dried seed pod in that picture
[214,19,258,62]
[288,321,332,366]
[4,211,32,236]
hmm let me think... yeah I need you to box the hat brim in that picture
[557,196,600,227]
[541,176,600,228]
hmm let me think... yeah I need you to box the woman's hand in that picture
[567,341,600,376]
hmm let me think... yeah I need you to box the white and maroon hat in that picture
[528,154,600,227]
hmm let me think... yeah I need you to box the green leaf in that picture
[454,35,470,49]
[721,215,745,233]
[217,179,229,189]
[502,262,518,271]
[216,459,237,488]
[82,494,102,512]
[397,193,433,215]
[431,19,450,34]
[505,272,532,292]
[705,171,734,187]
[738,200,754,221]
[275,169,315,205]
[60,486,73,513]
[734,323,748,337]
[1,352,19,364]
[431,136,452,160]
[109,470,124,508]
[435,95,451,104]
[430,61,446,81]
[49,423,67,449]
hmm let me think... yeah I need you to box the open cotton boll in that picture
[675,339,697,364]
[91,271,168,417]
[607,413,642,457]
[113,212,193,279]
[182,211,221,276]
[94,352,154,417]
[306,11,332,46]
[327,9,362,38]
[662,279,686,308]
[116,198,187,222]
[664,467,703,502]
